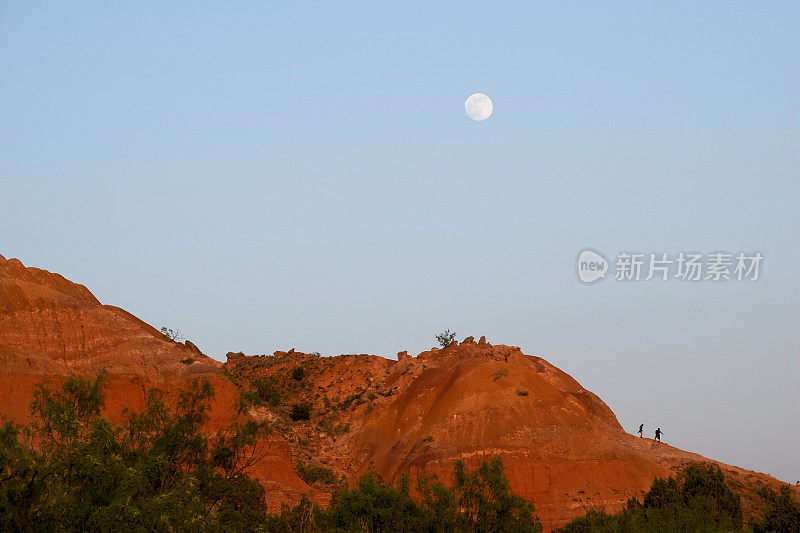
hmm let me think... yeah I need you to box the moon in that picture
[465,93,493,121]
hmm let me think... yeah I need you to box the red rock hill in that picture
[0,255,794,529]
[0,254,322,511]
[224,344,796,529]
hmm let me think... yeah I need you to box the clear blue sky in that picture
[2,3,798,482]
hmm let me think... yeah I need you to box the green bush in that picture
[559,463,744,532]
[291,366,305,381]
[751,486,800,533]
[0,374,270,532]
[326,470,429,531]
[289,403,311,421]
[492,368,509,381]
[249,376,282,407]
[338,392,362,410]
[320,458,542,532]
[296,462,338,486]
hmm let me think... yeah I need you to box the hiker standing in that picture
[655,427,663,443]
[638,424,644,438]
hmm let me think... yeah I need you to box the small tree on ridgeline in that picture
[160,326,183,341]
[436,329,457,348]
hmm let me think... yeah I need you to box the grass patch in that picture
[492,368,509,381]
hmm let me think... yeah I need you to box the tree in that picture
[0,373,271,532]
[436,329,457,348]
[680,463,742,527]
[326,469,429,531]
[559,463,743,532]
[268,458,543,532]
[447,457,542,532]
[751,486,800,533]
[0,421,40,531]
[160,326,183,341]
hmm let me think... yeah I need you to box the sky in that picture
[1,3,798,482]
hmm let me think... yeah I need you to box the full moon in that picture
[465,93,493,121]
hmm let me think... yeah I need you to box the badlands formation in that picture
[0,254,792,529]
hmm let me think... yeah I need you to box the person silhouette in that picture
[638,424,644,438]
[655,427,663,443]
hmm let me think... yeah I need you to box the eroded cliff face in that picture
[0,254,321,511]
[0,254,793,529]
[0,254,233,426]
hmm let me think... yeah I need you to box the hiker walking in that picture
[655,427,663,443]
[638,424,644,438]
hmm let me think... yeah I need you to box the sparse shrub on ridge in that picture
[436,329,457,347]
[160,326,183,341]
[244,376,281,408]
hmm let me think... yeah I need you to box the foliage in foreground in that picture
[751,485,800,533]
[559,463,766,533]
[0,373,270,532]
[0,374,541,532]
[268,456,542,532]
